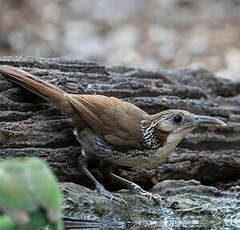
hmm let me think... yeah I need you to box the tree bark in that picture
[0,56,239,191]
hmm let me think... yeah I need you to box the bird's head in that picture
[141,109,226,149]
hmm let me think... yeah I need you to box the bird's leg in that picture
[98,160,162,204]
[78,154,128,206]
[78,154,133,221]
[109,172,163,204]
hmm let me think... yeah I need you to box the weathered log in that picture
[61,180,240,229]
[0,56,239,192]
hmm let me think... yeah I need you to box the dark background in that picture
[0,0,240,80]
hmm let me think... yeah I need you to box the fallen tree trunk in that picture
[0,56,239,191]
[61,180,240,229]
[1,56,240,229]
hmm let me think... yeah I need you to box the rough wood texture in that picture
[61,180,240,229]
[0,56,239,190]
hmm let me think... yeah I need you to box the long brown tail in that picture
[0,65,73,115]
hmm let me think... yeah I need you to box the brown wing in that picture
[66,94,148,149]
[66,94,121,131]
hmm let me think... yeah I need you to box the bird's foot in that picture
[131,184,163,204]
[108,172,163,205]
[95,183,133,221]
[95,183,128,206]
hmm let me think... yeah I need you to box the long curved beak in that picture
[185,115,227,128]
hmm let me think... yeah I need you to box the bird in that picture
[0,157,127,230]
[0,65,227,204]
[0,157,63,230]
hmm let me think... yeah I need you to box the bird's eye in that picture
[173,114,182,123]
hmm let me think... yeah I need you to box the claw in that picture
[132,184,163,204]
[95,183,133,221]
